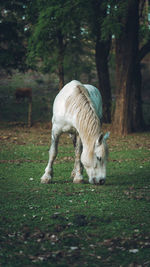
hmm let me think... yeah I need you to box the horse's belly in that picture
[61,123,76,133]
[52,112,76,134]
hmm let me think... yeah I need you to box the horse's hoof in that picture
[73,178,83,184]
[41,174,52,184]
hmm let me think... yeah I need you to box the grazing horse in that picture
[41,80,109,185]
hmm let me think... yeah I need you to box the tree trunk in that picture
[112,0,140,135]
[87,0,112,123]
[57,31,64,90]
[132,60,145,131]
[132,39,150,130]
[95,38,112,123]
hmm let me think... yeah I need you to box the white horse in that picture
[41,80,109,185]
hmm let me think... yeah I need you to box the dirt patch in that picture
[0,122,150,151]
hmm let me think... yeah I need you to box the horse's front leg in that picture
[71,134,83,184]
[41,130,59,184]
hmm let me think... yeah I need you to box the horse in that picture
[41,80,109,185]
[15,87,32,102]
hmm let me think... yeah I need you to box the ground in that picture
[0,123,150,266]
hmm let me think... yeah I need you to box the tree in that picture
[111,0,139,134]
[27,0,85,90]
[83,0,112,123]
[132,0,150,131]
[0,0,28,72]
[111,0,150,135]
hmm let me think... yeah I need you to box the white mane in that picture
[65,84,101,147]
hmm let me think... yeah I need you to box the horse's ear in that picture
[104,132,110,141]
[96,132,103,145]
[96,132,109,146]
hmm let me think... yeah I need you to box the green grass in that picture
[0,128,150,267]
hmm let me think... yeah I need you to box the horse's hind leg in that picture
[71,134,83,184]
[41,127,60,184]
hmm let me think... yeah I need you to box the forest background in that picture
[0,0,150,135]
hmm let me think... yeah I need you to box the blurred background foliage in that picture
[0,0,150,133]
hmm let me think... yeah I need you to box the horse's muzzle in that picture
[93,178,105,185]
[99,179,105,185]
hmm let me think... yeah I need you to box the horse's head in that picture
[81,132,109,185]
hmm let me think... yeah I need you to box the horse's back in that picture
[52,81,81,130]
[53,80,81,108]
[52,80,102,131]
[84,84,102,119]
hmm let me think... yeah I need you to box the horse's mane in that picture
[65,84,101,146]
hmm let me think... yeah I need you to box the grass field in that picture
[0,124,150,267]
